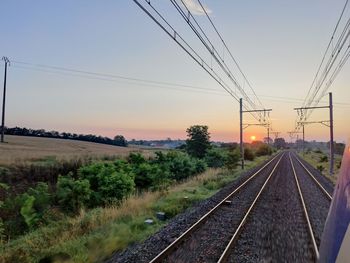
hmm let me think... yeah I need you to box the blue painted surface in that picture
[319,143,350,263]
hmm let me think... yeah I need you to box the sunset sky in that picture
[0,0,349,143]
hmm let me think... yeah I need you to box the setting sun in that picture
[250,135,256,141]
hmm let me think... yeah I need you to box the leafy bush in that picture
[314,149,323,154]
[320,155,328,163]
[194,159,207,174]
[128,153,146,165]
[27,182,51,213]
[20,195,38,230]
[244,147,255,161]
[78,163,135,206]
[56,175,92,212]
[317,165,325,174]
[205,148,227,168]
[166,152,196,181]
[226,149,240,170]
[256,144,273,156]
[133,163,165,190]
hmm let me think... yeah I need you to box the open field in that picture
[0,135,155,165]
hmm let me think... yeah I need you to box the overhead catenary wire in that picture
[302,0,349,108]
[8,60,350,107]
[132,0,241,103]
[295,0,350,132]
[170,0,264,121]
[196,0,264,110]
[133,0,266,122]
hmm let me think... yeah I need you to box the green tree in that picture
[185,125,211,158]
[114,135,128,147]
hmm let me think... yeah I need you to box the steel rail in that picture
[293,154,332,201]
[217,152,285,263]
[289,153,319,260]
[149,152,283,263]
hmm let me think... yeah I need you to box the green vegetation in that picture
[0,125,275,262]
[299,149,343,183]
[185,125,211,158]
[0,156,268,263]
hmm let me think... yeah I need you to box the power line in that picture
[196,0,264,109]
[295,0,350,132]
[303,0,349,107]
[132,0,242,105]
[9,60,350,107]
[170,0,264,121]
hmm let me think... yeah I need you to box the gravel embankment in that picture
[107,154,280,263]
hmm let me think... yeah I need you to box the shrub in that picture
[27,182,51,213]
[205,148,227,168]
[20,195,38,230]
[128,153,146,165]
[314,149,323,154]
[97,171,135,204]
[244,147,255,161]
[194,159,207,174]
[317,165,325,174]
[256,144,273,156]
[226,149,240,170]
[56,175,92,212]
[78,163,135,206]
[167,152,196,181]
[320,155,328,163]
[133,163,168,190]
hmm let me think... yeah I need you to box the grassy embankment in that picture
[298,150,342,184]
[0,155,268,263]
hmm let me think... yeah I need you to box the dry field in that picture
[0,135,154,165]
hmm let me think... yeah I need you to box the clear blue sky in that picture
[0,0,349,142]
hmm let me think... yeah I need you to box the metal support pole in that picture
[297,134,299,151]
[1,57,9,143]
[302,124,305,156]
[240,98,244,169]
[329,92,334,176]
[267,125,270,146]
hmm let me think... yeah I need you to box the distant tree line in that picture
[4,126,128,147]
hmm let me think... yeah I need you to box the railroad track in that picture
[215,152,331,262]
[289,152,333,261]
[292,153,332,200]
[149,152,285,263]
[112,151,334,263]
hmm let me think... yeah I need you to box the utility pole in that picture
[267,125,270,145]
[294,92,334,176]
[1,57,9,143]
[240,98,244,169]
[302,124,305,155]
[240,98,272,170]
[329,92,334,176]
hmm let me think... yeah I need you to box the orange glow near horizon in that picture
[250,135,256,142]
